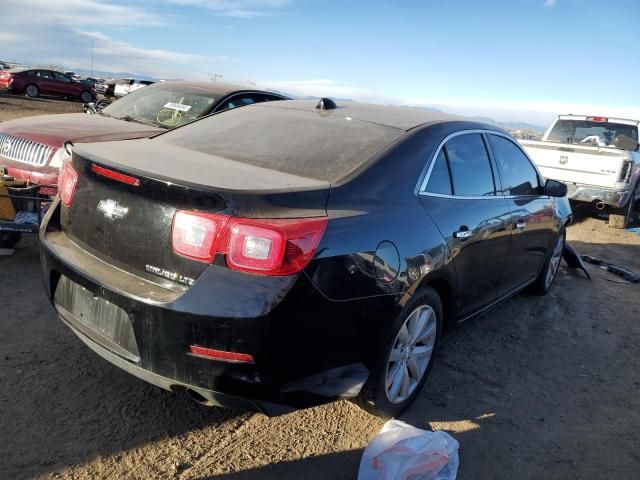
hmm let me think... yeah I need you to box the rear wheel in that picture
[80,90,93,103]
[0,232,21,249]
[357,287,442,418]
[25,84,39,98]
[530,228,565,295]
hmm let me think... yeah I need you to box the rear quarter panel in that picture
[305,125,461,307]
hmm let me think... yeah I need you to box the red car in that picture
[0,68,96,103]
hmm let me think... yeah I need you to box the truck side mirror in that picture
[545,179,568,198]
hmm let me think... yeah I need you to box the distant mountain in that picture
[406,105,445,113]
[470,116,545,132]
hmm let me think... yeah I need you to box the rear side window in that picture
[53,72,71,82]
[216,95,256,112]
[489,135,541,196]
[426,149,453,195]
[443,134,495,196]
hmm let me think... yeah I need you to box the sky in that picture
[1,0,639,126]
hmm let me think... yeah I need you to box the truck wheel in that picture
[356,287,442,418]
[80,91,93,103]
[25,84,39,98]
[0,232,21,249]
[609,183,638,229]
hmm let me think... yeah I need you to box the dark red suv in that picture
[0,69,96,103]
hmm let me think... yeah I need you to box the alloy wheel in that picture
[26,85,38,97]
[385,304,437,404]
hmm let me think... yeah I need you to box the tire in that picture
[609,182,638,229]
[530,228,565,295]
[80,90,93,103]
[25,84,39,98]
[0,232,21,249]
[357,287,442,418]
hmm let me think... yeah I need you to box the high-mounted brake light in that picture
[586,116,608,122]
[171,211,328,275]
[58,161,78,207]
[189,345,254,363]
[92,164,140,186]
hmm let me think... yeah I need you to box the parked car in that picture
[105,78,155,98]
[521,115,640,228]
[0,68,97,103]
[77,77,107,95]
[0,81,288,193]
[39,99,571,417]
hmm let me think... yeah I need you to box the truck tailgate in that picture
[521,140,626,188]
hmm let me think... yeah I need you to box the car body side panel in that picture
[500,197,557,292]
[419,195,512,317]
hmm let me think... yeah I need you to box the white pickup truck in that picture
[520,115,640,228]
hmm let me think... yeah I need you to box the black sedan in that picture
[39,99,571,417]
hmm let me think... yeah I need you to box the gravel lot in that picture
[1,93,639,479]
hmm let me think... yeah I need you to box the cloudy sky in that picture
[1,0,639,125]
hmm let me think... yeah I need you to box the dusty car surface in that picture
[39,99,571,417]
[0,81,288,195]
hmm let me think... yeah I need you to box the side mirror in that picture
[544,179,568,198]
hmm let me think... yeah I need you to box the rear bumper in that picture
[565,183,632,208]
[39,203,371,413]
[60,311,288,415]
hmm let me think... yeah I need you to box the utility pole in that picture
[91,39,94,77]
[212,73,222,82]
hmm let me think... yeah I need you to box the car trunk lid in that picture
[60,140,329,288]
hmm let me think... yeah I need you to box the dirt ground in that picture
[0,91,83,122]
[1,94,639,479]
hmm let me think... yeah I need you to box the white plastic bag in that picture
[358,419,459,480]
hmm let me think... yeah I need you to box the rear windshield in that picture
[546,119,639,149]
[158,105,403,182]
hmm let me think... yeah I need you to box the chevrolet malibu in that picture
[40,100,571,417]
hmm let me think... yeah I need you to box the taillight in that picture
[172,211,229,263]
[171,211,327,275]
[226,222,286,272]
[618,160,633,183]
[58,161,78,207]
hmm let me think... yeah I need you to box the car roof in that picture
[143,80,288,99]
[255,99,463,131]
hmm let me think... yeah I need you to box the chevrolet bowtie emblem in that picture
[97,199,128,220]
